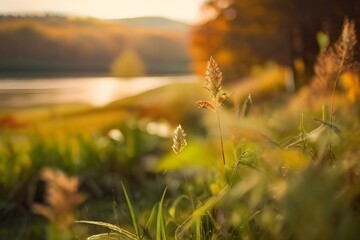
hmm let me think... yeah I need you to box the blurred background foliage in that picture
[110,48,145,78]
[0,15,192,76]
[191,0,360,88]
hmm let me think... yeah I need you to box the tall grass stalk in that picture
[330,18,357,123]
[216,111,226,166]
[197,56,229,165]
[314,18,357,125]
[121,182,140,238]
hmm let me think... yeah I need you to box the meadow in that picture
[1,20,360,240]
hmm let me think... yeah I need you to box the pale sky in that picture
[0,0,206,23]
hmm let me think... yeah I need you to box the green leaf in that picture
[241,94,252,118]
[144,204,157,233]
[155,140,217,171]
[121,182,140,238]
[175,186,228,239]
[313,118,341,134]
[156,188,168,240]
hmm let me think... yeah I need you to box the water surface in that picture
[0,75,198,108]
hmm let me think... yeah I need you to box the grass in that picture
[1,20,360,240]
[1,68,359,239]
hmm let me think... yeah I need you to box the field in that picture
[1,16,360,240]
[1,58,359,239]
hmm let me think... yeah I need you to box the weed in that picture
[314,17,358,123]
[197,56,230,165]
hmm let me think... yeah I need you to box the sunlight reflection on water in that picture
[0,75,198,108]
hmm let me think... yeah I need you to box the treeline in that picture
[0,15,192,76]
[191,0,360,87]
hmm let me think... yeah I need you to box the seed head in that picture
[204,56,223,101]
[314,18,357,91]
[172,125,187,155]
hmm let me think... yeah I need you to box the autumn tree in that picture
[191,0,360,88]
[110,48,145,78]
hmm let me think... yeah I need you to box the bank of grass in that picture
[0,81,203,239]
[0,81,200,179]
[75,20,360,239]
[0,67,359,240]
[1,25,360,238]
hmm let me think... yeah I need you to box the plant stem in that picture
[216,111,226,165]
[330,69,342,125]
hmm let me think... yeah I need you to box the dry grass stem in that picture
[197,57,228,165]
[313,18,358,120]
[334,18,357,70]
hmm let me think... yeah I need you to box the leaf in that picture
[168,195,189,219]
[86,233,123,240]
[156,188,168,240]
[196,101,216,112]
[144,204,157,232]
[121,182,140,238]
[240,94,252,118]
[175,186,228,239]
[156,141,216,171]
[285,124,325,149]
[76,221,139,240]
[313,118,341,134]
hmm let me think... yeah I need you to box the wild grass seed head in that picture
[204,56,223,101]
[334,17,357,69]
[172,124,187,155]
[314,18,358,91]
[198,57,229,112]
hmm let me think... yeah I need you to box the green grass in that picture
[1,60,360,240]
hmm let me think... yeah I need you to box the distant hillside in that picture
[115,16,190,32]
[0,15,193,76]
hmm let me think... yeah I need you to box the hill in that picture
[0,15,192,76]
[115,16,189,32]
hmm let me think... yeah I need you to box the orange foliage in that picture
[340,72,360,102]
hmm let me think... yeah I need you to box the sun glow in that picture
[0,0,205,24]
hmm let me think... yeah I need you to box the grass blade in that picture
[86,232,123,240]
[156,188,168,240]
[121,182,140,237]
[76,220,139,240]
[313,118,341,134]
[144,204,157,232]
[175,186,228,239]
[241,94,252,118]
[195,217,201,240]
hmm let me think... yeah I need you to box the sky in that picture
[0,0,206,24]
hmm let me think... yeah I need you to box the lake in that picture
[0,75,198,108]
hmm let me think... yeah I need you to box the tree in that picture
[191,0,360,88]
[110,48,145,78]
